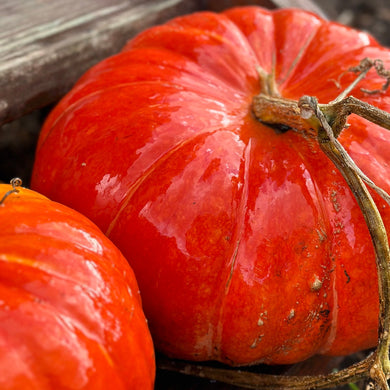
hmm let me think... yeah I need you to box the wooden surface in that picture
[0,0,198,126]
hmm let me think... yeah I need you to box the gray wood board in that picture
[0,0,198,126]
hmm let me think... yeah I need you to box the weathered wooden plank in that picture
[0,0,198,126]
[204,0,329,19]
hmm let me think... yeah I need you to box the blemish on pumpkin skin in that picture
[257,311,268,326]
[319,309,330,318]
[287,309,295,321]
[333,221,344,236]
[331,190,341,213]
[316,227,327,242]
[344,269,351,283]
[225,239,240,289]
[306,310,320,322]
[310,275,323,292]
[250,334,264,349]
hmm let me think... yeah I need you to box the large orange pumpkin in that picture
[31,7,390,365]
[0,183,155,389]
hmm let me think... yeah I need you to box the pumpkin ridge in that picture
[127,15,259,92]
[0,279,106,340]
[223,6,275,75]
[276,27,319,87]
[286,138,339,354]
[279,24,379,97]
[35,77,245,156]
[0,301,126,389]
[35,46,245,151]
[35,81,187,153]
[210,137,252,361]
[0,252,107,299]
[0,251,146,386]
[73,52,244,103]
[105,129,223,237]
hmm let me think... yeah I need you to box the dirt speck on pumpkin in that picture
[310,275,323,291]
[331,190,341,213]
[257,311,268,326]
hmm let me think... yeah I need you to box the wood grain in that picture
[0,0,198,126]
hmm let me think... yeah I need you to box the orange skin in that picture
[0,185,155,389]
[32,7,390,365]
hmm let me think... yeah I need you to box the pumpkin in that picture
[31,6,390,366]
[0,183,155,389]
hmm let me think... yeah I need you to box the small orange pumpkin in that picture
[0,182,155,389]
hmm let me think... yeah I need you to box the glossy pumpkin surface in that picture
[31,7,390,365]
[0,184,155,389]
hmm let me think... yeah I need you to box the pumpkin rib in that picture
[273,19,320,88]
[284,134,340,355]
[226,8,384,359]
[126,16,259,92]
[57,52,243,113]
[250,131,337,363]
[345,121,390,196]
[278,22,379,96]
[0,222,141,297]
[0,251,117,304]
[35,81,185,152]
[0,236,143,325]
[0,228,106,259]
[210,136,252,361]
[270,8,323,86]
[223,6,275,74]
[105,127,240,238]
[104,127,248,362]
[35,79,245,155]
[280,46,389,101]
[165,10,261,81]
[0,297,126,390]
[37,46,247,151]
[0,247,142,352]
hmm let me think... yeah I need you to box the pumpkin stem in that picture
[256,66,280,97]
[0,178,23,205]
